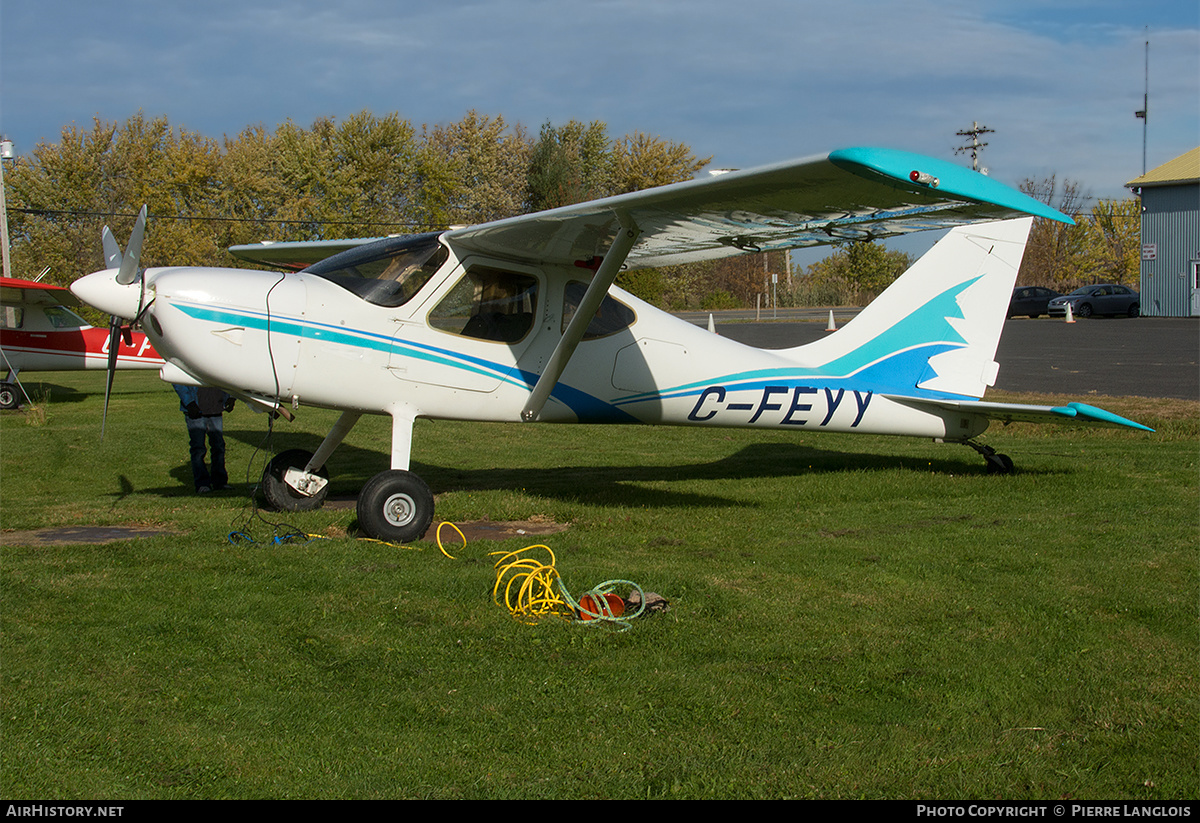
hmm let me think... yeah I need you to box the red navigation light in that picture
[909,170,939,188]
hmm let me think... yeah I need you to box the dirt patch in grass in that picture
[2,517,568,546]
[1,525,176,546]
[421,516,569,543]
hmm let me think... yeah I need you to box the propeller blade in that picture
[115,206,147,286]
[100,315,121,441]
[101,226,123,270]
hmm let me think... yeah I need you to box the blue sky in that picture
[1,0,1197,210]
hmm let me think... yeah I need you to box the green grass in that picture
[2,371,1196,799]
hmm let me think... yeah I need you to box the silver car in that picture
[1048,284,1140,318]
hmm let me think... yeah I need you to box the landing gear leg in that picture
[260,411,362,511]
[356,409,434,543]
[964,439,1014,474]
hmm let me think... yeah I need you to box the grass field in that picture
[2,370,1196,799]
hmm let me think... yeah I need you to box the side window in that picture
[43,306,89,329]
[1,306,23,329]
[562,281,636,339]
[429,265,538,343]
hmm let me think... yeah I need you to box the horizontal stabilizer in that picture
[886,396,1154,433]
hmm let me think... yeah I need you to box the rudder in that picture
[785,218,1033,400]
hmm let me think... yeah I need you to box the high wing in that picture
[227,238,384,270]
[228,147,1070,270]
[443,147,1070,267]
[1,277,84,307]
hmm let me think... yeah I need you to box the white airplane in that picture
[70,147,1152,542]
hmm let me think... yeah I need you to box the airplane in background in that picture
[0,276,163,410]
[70,146,1152,542]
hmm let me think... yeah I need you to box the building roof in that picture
[1126,147,1200,188]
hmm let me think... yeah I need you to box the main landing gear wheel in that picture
[356,470,434,544]
[261,449,330,512]
[0,382,18,410]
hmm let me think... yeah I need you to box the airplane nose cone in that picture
[71,269,144,319]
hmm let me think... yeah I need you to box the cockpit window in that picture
[429,266,538,343]
[562,281,636,339]
[304,232,448,307]
[44,306,89,329]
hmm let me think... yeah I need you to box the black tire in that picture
[1127,303,1140,318]
[261,449,330,512]
[1076,303,1093,318]
[356,470,434,543]
[0,383,17,410]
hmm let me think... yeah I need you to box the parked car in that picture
[1008,286,1062,318]
[1048,284,1140,318]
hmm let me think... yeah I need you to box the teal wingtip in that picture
[830,147,1074,225]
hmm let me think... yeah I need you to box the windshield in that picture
[304,232,448,307]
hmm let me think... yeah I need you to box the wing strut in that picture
[521,216,641,422]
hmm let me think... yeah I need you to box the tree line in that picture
[4,111,709,294]
[1015,176,1141,292]
[4,111,1141,311]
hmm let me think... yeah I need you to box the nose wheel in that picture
[356,470,434,543]
[261,449,330,511]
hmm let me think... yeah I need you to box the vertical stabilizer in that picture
[786,218,1033,400]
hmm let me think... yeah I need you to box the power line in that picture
[9,206,433,232]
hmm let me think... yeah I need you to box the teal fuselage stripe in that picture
[173,302,641,421]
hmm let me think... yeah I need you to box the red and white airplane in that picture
[0,276,163,409]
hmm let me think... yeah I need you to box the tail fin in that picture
[787,218,1032,400]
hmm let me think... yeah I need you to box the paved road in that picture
[692,313,1199,400]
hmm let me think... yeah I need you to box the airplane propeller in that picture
[98,206,148,440]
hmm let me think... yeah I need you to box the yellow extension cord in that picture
[436,522,646,631]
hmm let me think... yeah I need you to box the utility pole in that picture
[0,139,12,280]
[1134,33,1149,176]
[954,122,994,173]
